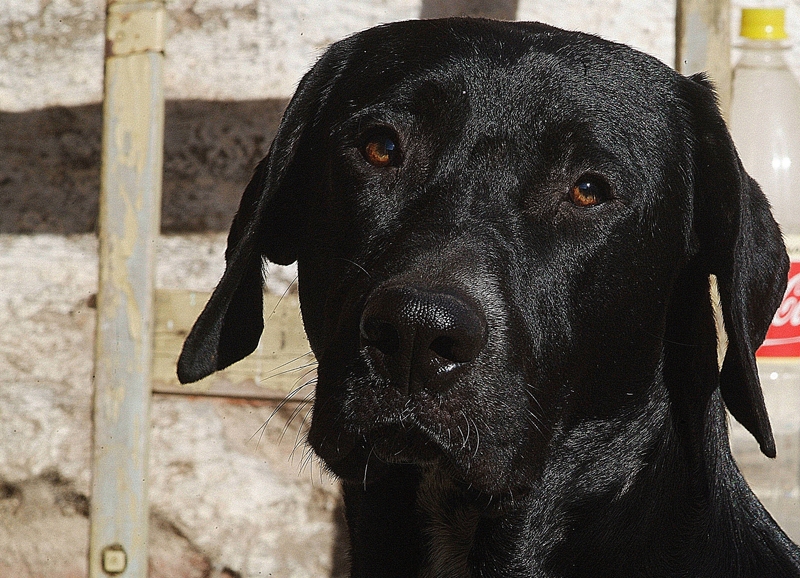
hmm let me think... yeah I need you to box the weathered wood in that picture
[151,289,315,400]
[675,0,732,115]
[89,2,165,577]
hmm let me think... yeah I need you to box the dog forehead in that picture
[342,22,663,90]
[325,20,682,143]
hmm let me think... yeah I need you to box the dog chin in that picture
[310,422,443,481]
[366,424,445,465]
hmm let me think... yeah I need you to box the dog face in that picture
[178,19,788,498]
[293,24,697,493]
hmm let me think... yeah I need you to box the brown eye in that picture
[570,175,610,207]
[362,136,399,167]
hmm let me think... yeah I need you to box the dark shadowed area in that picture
[0,99,287,234]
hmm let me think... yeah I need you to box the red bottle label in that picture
[758,258,800,358]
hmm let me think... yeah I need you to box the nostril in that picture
[360,316,400,356]
[430,328,484,364]
[430,335,466,363]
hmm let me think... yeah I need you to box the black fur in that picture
[178,19,796,577]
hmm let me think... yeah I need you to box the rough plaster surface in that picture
[0,234,339,577]
[4,0,799,112]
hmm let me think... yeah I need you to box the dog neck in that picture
[372,382,795,577]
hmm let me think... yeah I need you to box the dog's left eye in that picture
[362,135,401,168]
[570,175,610,207]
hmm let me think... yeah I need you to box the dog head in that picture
[178,19,788,495]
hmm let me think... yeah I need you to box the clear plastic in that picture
[730,39,800,235]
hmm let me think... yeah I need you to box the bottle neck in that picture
[736,39,791,70]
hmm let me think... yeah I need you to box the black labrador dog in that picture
[177,18,798,577]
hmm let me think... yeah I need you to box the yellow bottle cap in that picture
[740,8,788,40]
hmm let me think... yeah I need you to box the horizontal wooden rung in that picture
[151,288,316,400]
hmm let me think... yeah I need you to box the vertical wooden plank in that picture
[89,2,165,577]
[675,0,732,116]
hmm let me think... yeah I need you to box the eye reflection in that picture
[570,175,610,207]
[363,136,400,167]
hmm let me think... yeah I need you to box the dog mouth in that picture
[312,410,537,502]
[311,417,445,477]
[309,398,476,484]
[364,423,445,464]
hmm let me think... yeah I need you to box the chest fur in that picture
[417,469,482,578]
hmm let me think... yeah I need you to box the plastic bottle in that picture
[730,7,800,381]
[729,7,800,537]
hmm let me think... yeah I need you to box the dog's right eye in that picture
[570,175,611,207]
[361,134,401,168]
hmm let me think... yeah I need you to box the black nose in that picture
[359,286,487,392]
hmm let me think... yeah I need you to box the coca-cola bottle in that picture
[729,7,800,536]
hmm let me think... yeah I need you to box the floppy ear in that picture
[685,74,790,457]
[176,53,341,384]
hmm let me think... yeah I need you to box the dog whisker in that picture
[261,361,318,382]
[458,411,472,450]
[250,420,269,451]
[332,256,373,279]
[363,447,374,491]
[248,380,316,450]
[525,410,544,437]
[266,275,299,324]
[456,424,466,450]
[249,398,300,448]
[279,396,313,444]
[264,350,316,374]
[298,443,316,475]
[637,326,699,348]
[526,387,545,415]
[463,413,471,451]
[471,417,481,459]
[291,422,314,464]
